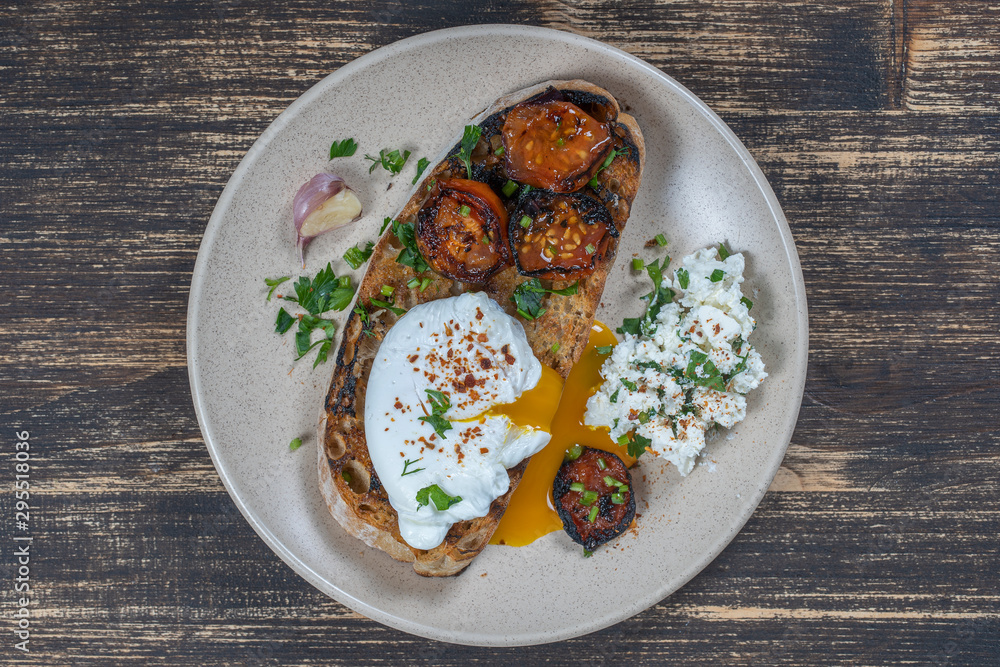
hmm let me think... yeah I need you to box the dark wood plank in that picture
[1,0,998,664]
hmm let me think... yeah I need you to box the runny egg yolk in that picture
[490,320,633,547]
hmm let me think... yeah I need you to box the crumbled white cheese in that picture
[584,245,767,476]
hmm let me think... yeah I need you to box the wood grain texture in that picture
[1,0,998,665]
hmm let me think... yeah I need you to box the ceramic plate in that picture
[187,25,808,646]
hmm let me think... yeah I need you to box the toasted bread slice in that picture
[318,80,644,576]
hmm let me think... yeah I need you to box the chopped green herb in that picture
[741,296,754,311]
[456,125,481,179]
[556,137,565,146]
[411,157,430,184]
[587,505,599,522]
[390,218,431,274]
[379,216,393,235]
[265,276,290,301]
[415,484,463,511]
[585,243,597,254]
[380,284,394,297]
[419,276,432,292]
[370,298,405,316]
[364,148,410,175]
[459,204,471,217]
[611,493,624,505]
[597,458,607,470]
[566,444,583,461]
[588,175,600,189]
[418,389,452,439]
[710,269,725,282]
[401,458,425,476]
[289,437,302,451]
[502,180,519,197]
[481,235,490,245]
[510,279,579,321]
[596,345,615,355]
[406,277,420,289]
[519,214,532,228]
[718,242,731,260]
[494,145,505,156]
[631,258,644,271]
[583,548,593,557]
[341,470,352,483]
[570,482,585,492]
[638,410,650,424]
[616,434,630,447]
[551,343,561,353]
[580,490,599,506]
[609,388,620,403]
[684,350,726,391]
[329,138,358,159]
[628,431,651,458]
[634,360,663,372]
[615,255,675,337]
[654,233,668,247]
[676,268,690,289]
[620,378,638,391]
[275,307,295,334]
[343,242,375,270]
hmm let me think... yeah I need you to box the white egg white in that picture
[365,292,550,550]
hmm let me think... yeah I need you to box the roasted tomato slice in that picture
[553,446,635,551]
[416,178,510,283]
[509,190,617,280]
[502,99,612,193]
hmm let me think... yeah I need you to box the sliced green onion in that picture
[585,243,596,254]
[494,145,505,156]
[419,277,432,292]
[616,434,630,447]
[289,437,302,451]
[583,548,593,558]
[603,475,619,487]
[580,490,599,506]
[565,444,583,461]
[482,235,490,245]
[597,458,607,470]
[587,505,599,522]
[459,204,471,217]
[655,233,668,247]
[618,485,629,493]
[519,214,532,228]
[502,179,518,197]
[338,275,351,288]
[632,258,644,271]
[556,137,565,146]
[406,277,420,289]
[551,343,561,353]
[611,493,625,505]
[570,482,585,492]
[380,284,394,296]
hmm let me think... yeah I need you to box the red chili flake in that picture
[712,323,721,335]
[465,374,476,387]
[479,447,489,454]
[394,401,402,410]
[475,308,484,320]
[479,358,492,370]
[477,333,489,343]
[408,354,419,363]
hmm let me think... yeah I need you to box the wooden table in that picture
[2,2,997,664]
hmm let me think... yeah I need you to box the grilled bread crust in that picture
[318,80,645,576]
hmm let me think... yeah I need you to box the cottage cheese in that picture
[584,246,766,475]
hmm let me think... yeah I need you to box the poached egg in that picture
[365,291,559,550]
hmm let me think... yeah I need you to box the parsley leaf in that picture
[710,269,725,282]
[289,437,302,451]
[275,307,295,334]
[390,218,431,274]
[616,254,675,336]
[329,138,358,159]
[415,484,463,511]
[684,350,726,391]
[456,125,482,179]
[628,431,651,458]
[412,157,430,185]
[364,148,411,175]
[379,216,393,236]
[596,345,615,355]
[369,297,406,316]
[741,296,754,311]
[634,360,663,372]
[620,378,638,391]
[510,279,579,320]
[264,276,290,301]
[609,388,619,403]
[676,268,689,289]
[718,242,731,261]
[418,389,452,439]
[343,242,374,270]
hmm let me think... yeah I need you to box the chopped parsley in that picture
[416,484,463,511]
[455,125,482,179]
[684,350,726,392]
[620,378,637,391]
[676,268,690,289]
[617,255,674,336]
[369,297,406,316]
[343,241,374,270]
[329,138,358,159]
[289,437,302,451]
[390,218,431,274]
[411,157,430,184]
[265,276,290,301]
[274,307,294,334]
[627,431,651,459]
[595,345,614,355]
[609,388,619,403]
[418,389,452,439]
[741,296,754,311]
[510,279,579,321]
[718,242,731,260]
[365,148,411,175]
[709,269,725,282]
[401,458,425,477]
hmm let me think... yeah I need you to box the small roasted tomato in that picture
[553,446,635,551]
[502,99,613,193]
[510,190,617,280]
[416,178,510,283]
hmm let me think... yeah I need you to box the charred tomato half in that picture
[553,446,635,551]
[502,99,612,193]
[416,178,510,283]
[510,190,617,280]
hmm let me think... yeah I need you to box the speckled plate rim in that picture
[187,24,809,646]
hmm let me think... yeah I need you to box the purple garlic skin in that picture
[293,173,363,266]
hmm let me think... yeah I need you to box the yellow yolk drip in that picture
[490,320,633,547]
[487,364,565,432]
